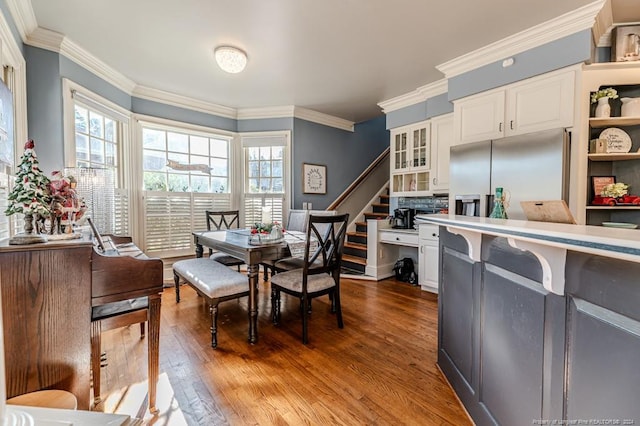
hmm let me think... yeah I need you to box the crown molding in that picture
[26,27,137,93]
[133,85,237,119]
[293,107,354,131]
[236,105,295,120]
[5,0,37,42]
[436,0,606,78]
[378,79,448,114]
[416,79,448,100]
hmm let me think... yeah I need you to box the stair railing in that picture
[327,147,390,231]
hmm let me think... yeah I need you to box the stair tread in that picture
[372,203,389,207]
[342,254,367,265]
[347,231,367,237]
[355,221,367,226]
[345,241,367,250]
[364,212,388,217]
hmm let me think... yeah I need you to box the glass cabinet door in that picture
[412,127,429,169]
[393,131,409,171]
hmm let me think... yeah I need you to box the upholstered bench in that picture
[173,258,249,348]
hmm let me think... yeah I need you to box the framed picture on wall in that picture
[303,163,326,194]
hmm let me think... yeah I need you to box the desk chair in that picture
[270,213,349,344]
[206,210,244,271]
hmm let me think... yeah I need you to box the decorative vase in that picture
[489,187,508,219]
[594,97,611,118]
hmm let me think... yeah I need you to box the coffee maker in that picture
[393,208,415,229]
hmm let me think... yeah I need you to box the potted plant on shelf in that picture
[591,87,619,118]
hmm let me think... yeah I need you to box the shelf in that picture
[588,152,640,161]
[589,116,640,128]
[586,206,640,210]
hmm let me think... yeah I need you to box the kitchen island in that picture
[415,214,640,425]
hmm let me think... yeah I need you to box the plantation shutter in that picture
[143,191,231,258]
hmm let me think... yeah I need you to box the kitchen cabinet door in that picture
[430,113,453,192]
[506,71,574,136]
[454,90,505,144]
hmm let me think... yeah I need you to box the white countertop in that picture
[415,214,640,263]
[415,213,640,295]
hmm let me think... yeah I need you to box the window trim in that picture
[62,78,131,171]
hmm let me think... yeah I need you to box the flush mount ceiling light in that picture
[214,46,247,74]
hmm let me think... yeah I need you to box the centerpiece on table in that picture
[249,221,284,245]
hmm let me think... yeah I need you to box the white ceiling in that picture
[27,0,601,123]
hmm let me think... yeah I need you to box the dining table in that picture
[191,228,308,344]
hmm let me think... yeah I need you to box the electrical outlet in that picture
[307,203,312,210]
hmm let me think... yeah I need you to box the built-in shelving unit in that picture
[584,63,640,228]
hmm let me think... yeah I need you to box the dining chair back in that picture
[269,213,349,344]
[261,209,309,280]
[286,209,309,232]
[205,210,244,271]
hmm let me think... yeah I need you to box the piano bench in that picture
[173,259,249,348]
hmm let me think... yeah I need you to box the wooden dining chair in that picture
[261,209,309,280]
[270,213,349,344]
[206,210,244,271]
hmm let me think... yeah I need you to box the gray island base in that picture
[415,214,640,426]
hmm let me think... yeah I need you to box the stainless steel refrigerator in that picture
[449,128,570,220]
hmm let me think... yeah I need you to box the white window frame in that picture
[134,114,238,258]
[62,79,133,236]
[0,27,34,238]
[240,131,291,228]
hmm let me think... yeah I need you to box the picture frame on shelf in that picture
[302,163,326,194]
[611,25,640,63]
[591,176,616,199]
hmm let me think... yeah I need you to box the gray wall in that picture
[292,116,388,209]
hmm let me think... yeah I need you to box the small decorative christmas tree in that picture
[5,139,50,244]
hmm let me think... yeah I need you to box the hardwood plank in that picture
[93,277,471,425]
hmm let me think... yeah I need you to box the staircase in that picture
[341,188,389,275]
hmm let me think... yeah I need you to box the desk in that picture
[192,230,305,343]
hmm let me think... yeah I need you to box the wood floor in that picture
[94,277,471,425]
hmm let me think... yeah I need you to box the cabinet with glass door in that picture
[390,120,432,196]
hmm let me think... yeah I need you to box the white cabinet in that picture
[390,120,432,196]
[454,69,575,145]
[379,229,419,247]
[430,113,453,193]
[418,224,439,293]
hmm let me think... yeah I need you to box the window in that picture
[242,133,290,227]
[74,104,119,174]
[142,128,230,193]
[63,80,131,235]
[139,121,234,258]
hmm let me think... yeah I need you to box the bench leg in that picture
[174,271,181,302]
[210,302,219,348]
